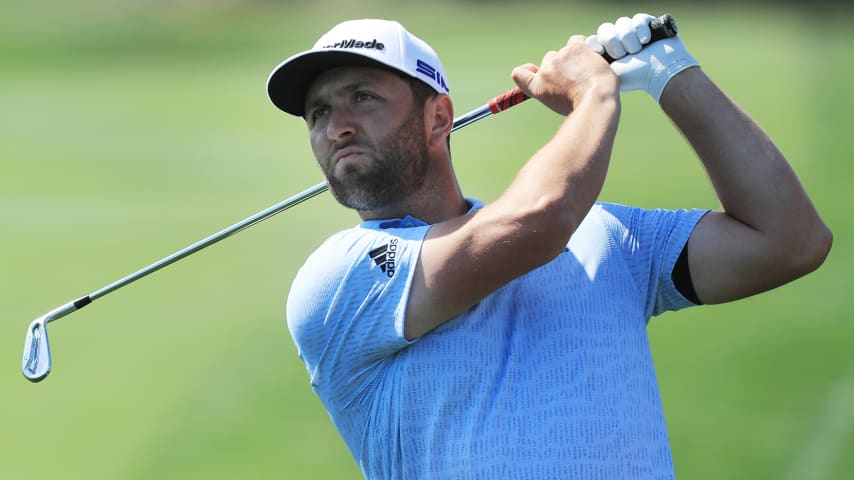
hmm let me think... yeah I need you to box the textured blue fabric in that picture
[286,200,707,479]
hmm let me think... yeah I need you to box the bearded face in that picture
[321,107,431,211]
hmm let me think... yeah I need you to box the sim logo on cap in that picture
[416,59,449,93]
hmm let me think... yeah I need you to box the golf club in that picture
[22,14,678,382]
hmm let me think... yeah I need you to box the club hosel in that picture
[44,296,91,324]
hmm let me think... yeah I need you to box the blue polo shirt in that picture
[286,200,707,479]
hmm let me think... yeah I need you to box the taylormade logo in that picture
[324,39,385,50]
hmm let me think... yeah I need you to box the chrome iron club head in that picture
[23,316,51,382]
[22,300,82,382]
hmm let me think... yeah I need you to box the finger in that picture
[565,34,588,49]
[615,16,641,54]
[596,22,626,59]
[585,35,605,54]
[511,63,539,96]
[632,13,655,44]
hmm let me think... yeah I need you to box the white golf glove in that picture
[586,13,699,103]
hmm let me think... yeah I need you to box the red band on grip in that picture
[488,88,529,114]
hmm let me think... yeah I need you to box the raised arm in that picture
[661,68,832,303]
[404,36,620,339]
[590,13,832,304]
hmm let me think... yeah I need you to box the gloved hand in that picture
[586,13,699,103]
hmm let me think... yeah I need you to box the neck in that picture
[358,154,466,224]
[358,183,466,224]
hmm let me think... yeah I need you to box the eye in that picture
[308,105,330,124]
[354,92,376,103]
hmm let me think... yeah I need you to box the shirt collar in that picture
[362,198,484,230]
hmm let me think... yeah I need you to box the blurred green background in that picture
[2,1,851,479]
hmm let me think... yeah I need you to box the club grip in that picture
[601,13,678,63]
[488,88,528,114]
[487,13,678,115]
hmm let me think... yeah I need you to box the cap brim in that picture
[267,51,393,117]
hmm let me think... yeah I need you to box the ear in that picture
[425,94,454,148]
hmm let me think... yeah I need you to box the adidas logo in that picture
[368,239,398,278]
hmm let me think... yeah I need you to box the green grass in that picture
[2,2,852,479]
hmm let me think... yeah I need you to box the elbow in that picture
[486,192,590,269]
[518,195,582,260]
[800,222,833,274]
[781,220,833,279]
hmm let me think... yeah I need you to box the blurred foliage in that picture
[1,2,852,480]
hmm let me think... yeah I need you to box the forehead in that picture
[305,66,407,102]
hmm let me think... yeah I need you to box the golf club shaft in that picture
[35,13,680,324]
[24,13,680,382]
[20,88,533,383]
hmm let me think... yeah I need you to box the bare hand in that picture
[511,35,618,116]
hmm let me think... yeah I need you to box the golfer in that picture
[267,14,831,479]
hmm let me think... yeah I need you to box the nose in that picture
[326,106,357,142]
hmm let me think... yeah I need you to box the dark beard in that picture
[324,112,430,212]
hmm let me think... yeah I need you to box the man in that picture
[267,15,831,479]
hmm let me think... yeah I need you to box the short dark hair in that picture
[392,71,451,150]
[401,74,439,108]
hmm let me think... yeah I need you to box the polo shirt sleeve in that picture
[286,225,429,408]
[600,203,708,318]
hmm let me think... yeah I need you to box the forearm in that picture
[500,84,620,236]
[660,67,831,300]
[406,78,620,339]
[480,34,622,256]
[661,68,826,238]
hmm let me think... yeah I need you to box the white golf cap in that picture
[267,19,450,117]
